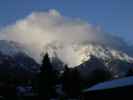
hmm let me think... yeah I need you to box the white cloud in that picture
[0,9,129,66]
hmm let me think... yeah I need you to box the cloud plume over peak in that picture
[0,9,131,66]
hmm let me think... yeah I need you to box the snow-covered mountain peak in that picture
[0,40,39,72]
[0,40,25,56]
[0,39,132,69]
[44,42,133,67]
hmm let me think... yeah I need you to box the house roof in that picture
[83,76,133,92]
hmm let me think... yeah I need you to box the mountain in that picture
[0,40,133,81]
[45,42,133,79]
[0,40,24,56]
[46,42,133,65]
[0,40,40,83]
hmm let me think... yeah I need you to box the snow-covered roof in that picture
[83,76,133,92]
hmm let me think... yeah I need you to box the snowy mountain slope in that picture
[45,42,133,78]
[0,40,40,73]
[0,39,133,79]
[45,42,133,66]
[0,40,25,56]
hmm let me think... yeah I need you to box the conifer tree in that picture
[62,66,81,97]
[33,53,57,99]
[126,68,133,77]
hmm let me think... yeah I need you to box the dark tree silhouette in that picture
[62,65,82,97]
[126,68,133,77]
[90,69,112,85]
[33,53,57,99]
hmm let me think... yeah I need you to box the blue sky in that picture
[0,0,133,44]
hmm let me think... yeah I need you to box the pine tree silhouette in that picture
[90,69,112,85]
[62,65,81,98]
[33,53,57,99]
[126,68,133,77]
